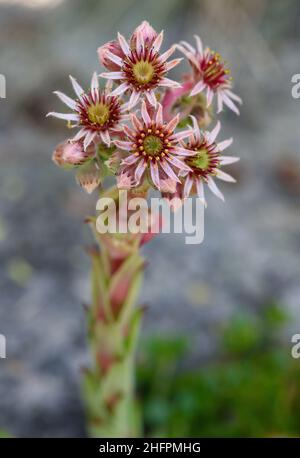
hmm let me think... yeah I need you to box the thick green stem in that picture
[82,187,145,438]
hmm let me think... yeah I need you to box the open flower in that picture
[114,101,193,190]
[47,73,126,150]
[177,36,242,114]
[99,22,182,109]
[179,116,239,204]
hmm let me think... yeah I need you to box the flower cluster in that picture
[49,21,241,205]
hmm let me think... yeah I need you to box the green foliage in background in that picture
[137,304,300,437]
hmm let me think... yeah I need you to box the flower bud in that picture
[52,141,93,168]
[130,21,158,49]
[97,40,125,71]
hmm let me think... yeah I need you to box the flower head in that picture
[100,22,182,109]
[177,36,242,114]
[114,101,194,190]
[180,116,239,205]
[47,72,125,150]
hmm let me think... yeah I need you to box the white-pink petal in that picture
[155,103,163,125]
[69,75,84,99]
[206,87,214,107]
[183,174,193,197]
[158,45,176,63]
[190,80,205,97]
[166,114,179,132]
[110,82,128,97]
[207,176,225,202]
[117,32,130,56]
[150,161,161,189]
[217,138,233,152]
[72,128,86,141]
[100,130,111,146]
[91,72,99,92]
[46,112,79,121]
[134,159,147,184]
[226,90,243,104]
[141,101,151,124]
[152,30,164,53]
[159,159,181,183]
[53,91,76,110]
[122,154,140,166]
[128,91,140,109]
[83,131,96,150]
[221,92,240,115]
[180,41,196,54]
[194,35,203,56]
[219,156,240,165]
[195,178,207,206]
[145,90,157,107]
[114,140,132,151]
[173,130,194,141]
[190,115,200,142]
[100,71,124,80]
[166,155,191,172]
[130,113,143,131]
[208,121,221,143]
[105,50,123,68]
[159,77,181,88]
[165,58,183,71]
[216,169,236,183]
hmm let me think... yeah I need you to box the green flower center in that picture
[88,103,110,126]
[133,60,155,85]
[187,148,210,170]
[143,135,163,156]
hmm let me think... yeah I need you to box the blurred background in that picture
[1,0,300,438]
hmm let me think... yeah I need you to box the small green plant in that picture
[138,303,300,437]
